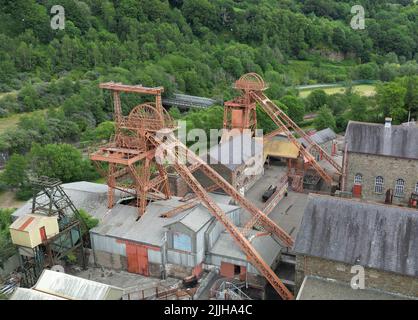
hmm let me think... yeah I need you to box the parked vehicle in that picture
[262,185,277,202]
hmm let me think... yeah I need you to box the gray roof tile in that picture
[345,121,418,159]
[294,195,418,277]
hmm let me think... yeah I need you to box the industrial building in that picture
[5,73,418,301]
[196,132,265,194]
[12,181,283,291]
[343,119,418,205]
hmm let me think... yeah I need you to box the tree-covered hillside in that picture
[0,0,418,199]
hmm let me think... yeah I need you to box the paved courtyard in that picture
[243,164,309,238]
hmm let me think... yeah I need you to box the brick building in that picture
[344,120,418,205]
[293,195,418,298]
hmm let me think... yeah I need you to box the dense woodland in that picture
[0,0,418,200]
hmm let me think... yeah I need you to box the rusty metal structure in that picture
[223,73,263,134]
[91,81,296,300]
[224,73,342,187]
[90,83,173,217]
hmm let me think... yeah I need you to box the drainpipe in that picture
[161,231,167,280]
[341,144,348,192]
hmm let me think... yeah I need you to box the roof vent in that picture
[384,117,392,128]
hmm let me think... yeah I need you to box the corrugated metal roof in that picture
[299,128,337,147]
[10,287,66,300]
[264,140,299,159]
[12,182,127,221]
[33,270,123,300]
[163,94,216,109]
[209,229,282,266]
[293,195,418,277]
[206,133,264,170]
[91,195,240,247]
[345,121,418,159]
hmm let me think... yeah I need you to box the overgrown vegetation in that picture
[0,208,17,268]
[78,209,99,231]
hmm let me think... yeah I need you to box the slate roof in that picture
[293,195,418,277]
[345,121,418,159]
[205,133,264,170]
[299,128,337,147]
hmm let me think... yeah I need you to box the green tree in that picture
[314,105,336,131]
[306,90,328,111]
[376,82,407,124]
[280,95,305,123]
[29,143,98,183]
[404,77,418,118]
[0,154,28,189]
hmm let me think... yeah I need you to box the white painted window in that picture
[415,182,418,193]
[354,173,363,185]
[394,179,405,197]
[173,232,192,252]
[374,176,384,194]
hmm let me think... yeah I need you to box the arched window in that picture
[374,176,384,194]
[354,173,363,185]
[395,179,405,197]
[415,182,418,193]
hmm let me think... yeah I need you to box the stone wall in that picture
[295,255,418,298]
[345,152,418,205]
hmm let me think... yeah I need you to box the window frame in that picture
[374,176,384,194]
[354,173,363,185]
[394,178,405,197]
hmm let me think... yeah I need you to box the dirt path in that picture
[0,191,26,209]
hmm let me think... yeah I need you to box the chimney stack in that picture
[384,117,392,128]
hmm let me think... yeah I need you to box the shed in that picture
[208,229,282,275]
[10,214,59,248]
[33,269,124,300]
[299,128,337,147]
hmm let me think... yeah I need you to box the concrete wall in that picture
[345,152,418,205]
[92,249,127,271]
[295,255,418,298]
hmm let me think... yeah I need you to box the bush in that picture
[78,209,99,230]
